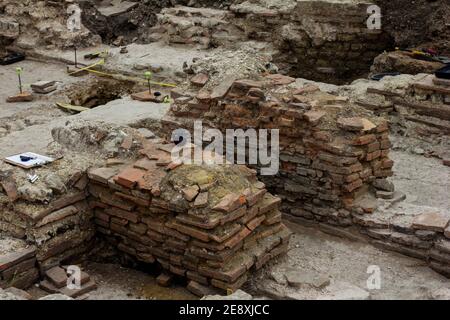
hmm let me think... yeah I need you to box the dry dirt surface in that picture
[27,262,197,300]
[79,0,235,45]
[375,0,450,52]
[253,221,450,300]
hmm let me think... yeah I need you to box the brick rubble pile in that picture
[163,73,393,227]
[88,142,291,293]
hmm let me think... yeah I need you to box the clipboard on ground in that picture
[4,152,56,169]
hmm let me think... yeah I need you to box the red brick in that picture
[376,121,389,133]
[293,84,320,95]
[345,173,360,183]
[344,179,363,192]
[170,264,186,277]
[137,170,166,192]
[380,139,391,149]
[194,192,209,208]
[99,193,135,211]
[246,189,267,207]
[349,163,363,173]
[191,73,209,86]
[187,281,219,297]
[0,246,36,272]
[213,193,243,213]
[0,178,18,202]
[115,192,150,206]
[105,207,139,223]
[366,150,381,161]
[222,227,252,249]
[136,252,155,263]
[221,206,247,225]
[224,104,252,117]
[367,141,381,153]
[156,273,173,287]
[88,167,118,185]
[45,266,68,288]
[121,135,133,150]
[211,274,248,292]
[246,215,266,231]
[133,158,157,171]
[36,205,79,227]
[118,243,136,256]
[352,134,376,146]
[172,222,210,242]
[266,74,295,85]
[259,195,281,214]
[129,223,148,235]
[303,111,326,126]
[111,217,129,226]
[186,271,209,285]
[264,210,282,225]
[30,192,87,222]
[114,168,146,189]
[381,159,394,169]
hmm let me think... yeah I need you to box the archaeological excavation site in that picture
[0,0,449,304]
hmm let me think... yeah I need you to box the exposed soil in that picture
[79,0,236,45]
[27,262,198,300]
[78,1,167,45]
[376,0,450,52]
[252,220,450,300]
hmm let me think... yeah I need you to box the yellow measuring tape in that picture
[70,59,178,88]
[68,59,105,75]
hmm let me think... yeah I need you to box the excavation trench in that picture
[66,79,136,109]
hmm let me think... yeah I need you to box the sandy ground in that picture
[0,60,87,118]
[27,262,197,300]
[0,59,170,158]
[255,220,450,300]
[30,42,210,82]
[390,150,450,212]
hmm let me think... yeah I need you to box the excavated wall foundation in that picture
[0,130,290,294]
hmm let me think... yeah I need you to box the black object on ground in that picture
[370,72,401,81]
[84,53,101,60]
[0,52,25,65]
[20,155,37,162]
[435,65,450,79]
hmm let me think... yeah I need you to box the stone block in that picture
[6,92,33,103]
[412,212,450,232]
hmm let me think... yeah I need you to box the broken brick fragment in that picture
[212,193,243,213]
[114,168,146,189]
[0,178,19,202]
[412,212,450,232]
[190,73,209,87]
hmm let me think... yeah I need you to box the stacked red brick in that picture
[163,74,393,227]
[0,175,95,273]
[88,142,291,293]
[0,239,38,289]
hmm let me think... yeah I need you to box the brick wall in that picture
[87,142,291,293]
[162,74,393,227]
[150,2,392,83]
[0,140,291,292]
